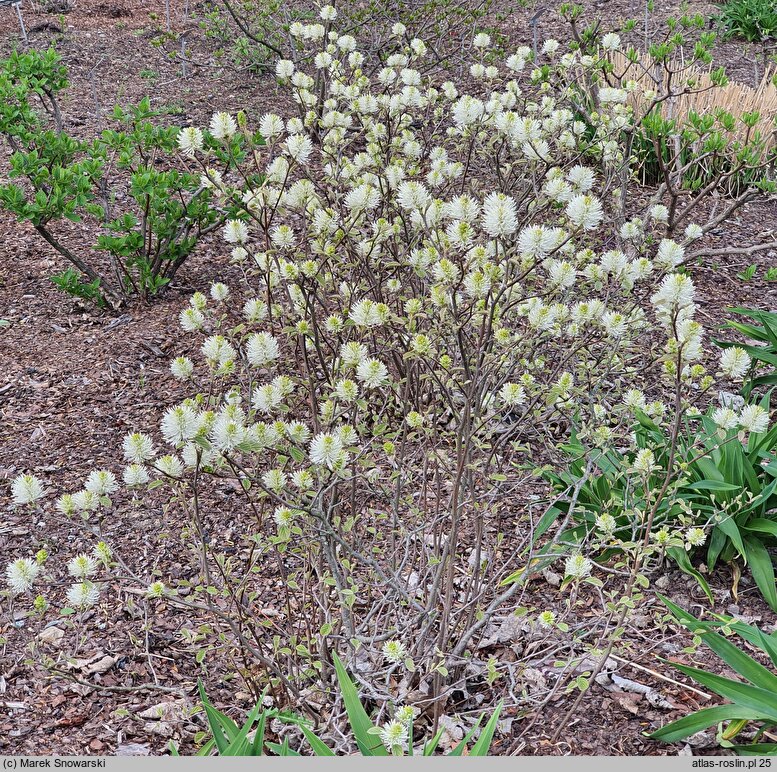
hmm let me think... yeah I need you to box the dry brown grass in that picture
[608,50,777,145]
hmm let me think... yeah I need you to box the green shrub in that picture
[0,49,222,308]
[716,0,777,42]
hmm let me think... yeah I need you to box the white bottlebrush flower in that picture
[246,332,281,367]
[261,468,287,493]
[202,335,236,367]
[685,527,707,548]
[566,194,603,230]
[566,165,595,191]
[224,219,249,244]
[123,432,156,463]
[720,347,751,380]
[258,112,284,139]
[209,112,237,140]
[243,298,268,323]
[481,192,518,237]
[655,239,685,269]
[632,448,658,475]
[596,513,617,534]
[473,32,491,48]
[518,225,559,258]
[123,464,150,487]
[170,356,194,380]
[598,87,627,104]
[356,358,389,388]
[68,554,98,580]
[350,299,384,328]
[739,404,769,435]
[649,204,669,223]
[650,273,695,313]
[155,455,185,478]
[285,134,313,164]
[72,490,100,512]
[177,126,204,157]
[340,342,369,367]
[11,474,45,506]
[210,282,229,302]
[85,469,118,496]
[712,407,739,431]
[275,59,295,78]
[499,383,526,407]
[160,405,199,446]
[179,307,205,332]
[5,558,40,594]
[66,581,100,609]
[601,32,621,50]
[379,720,407,754]
[211,418,246,453]
[309,432,345,469]
[564,553,592,579]
[684,223,703,241]
[382,639,407,663]
[252,384,282,414]
[396,181,430,211]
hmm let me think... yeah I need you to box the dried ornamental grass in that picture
[608,50,777,145]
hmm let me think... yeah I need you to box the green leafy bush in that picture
[716,0,777,42]
[172,654,502,756]
[0,49,221,308]
[541,396,777,609]
[651,595,777,755]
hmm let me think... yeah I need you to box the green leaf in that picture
[299,724,335,756]
[469,702,503,756]
[669,663,777,721]
[649,705,765,743]
[423,727,445,756]
[686,480,741,492]
[332,653,387,756]
[223,698,263,756]
[448,716,483,756]
[660,596,777,691]
[742,537,777,612]
[716,516,747,559]
[744,518,777,537]
[666,547,713,603]
[732,743,777,756]
[197,680,235,754]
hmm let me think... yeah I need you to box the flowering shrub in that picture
[4,7,775,740]
[0,50,222,307]
[204,0,498,75]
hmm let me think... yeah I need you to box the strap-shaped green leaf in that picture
[649,705,764,743]
[332,652,387,756]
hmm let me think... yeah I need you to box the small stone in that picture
[116,744,150,757]
[144,720,173,737]
[38,627,65,647]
